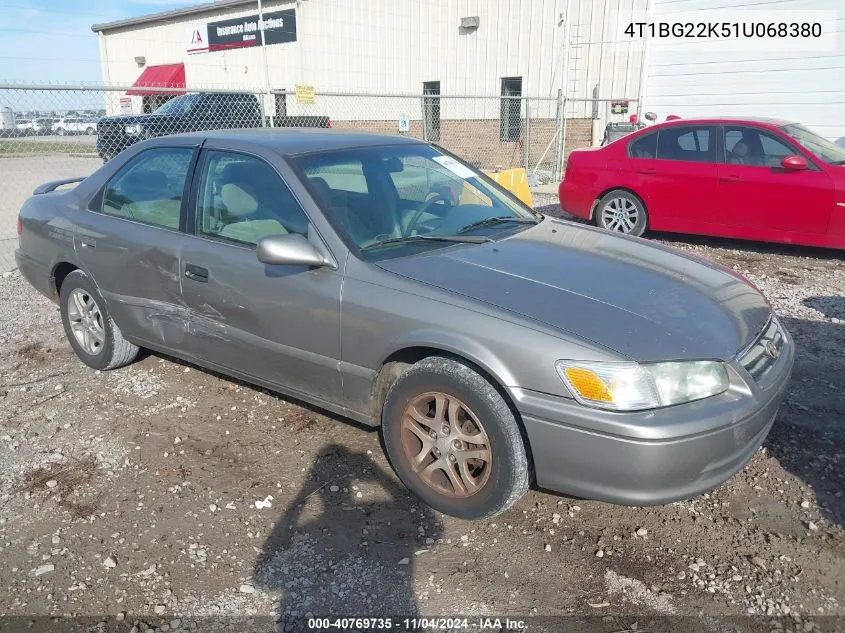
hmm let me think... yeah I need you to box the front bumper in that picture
[513,330,794,506]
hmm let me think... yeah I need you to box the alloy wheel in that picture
[400,392,492,498]
[600,196,640,233]
[67,288,105,355]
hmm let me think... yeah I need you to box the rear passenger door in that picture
[179,146,343,404]
[73,144,198,350]
[627,125,720,231]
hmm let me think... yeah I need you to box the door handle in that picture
[80,240,96,249]
[184,264,209,282]
[636,167,656,174]
[719,174,741,182]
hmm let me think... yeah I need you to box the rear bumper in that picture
[513,334,794,506]
[558,179,593,220]
[15,248,54,300]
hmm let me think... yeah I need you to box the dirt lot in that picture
[0,206,843,632]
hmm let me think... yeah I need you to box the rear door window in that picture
[656,126,717,162]
[102,147,193,229]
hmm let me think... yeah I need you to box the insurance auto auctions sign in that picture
[205,9,297,51]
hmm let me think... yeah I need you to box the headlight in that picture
[555,360,729,411]
[124,124,142,136]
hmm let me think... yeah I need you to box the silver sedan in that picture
[15,129,794,519]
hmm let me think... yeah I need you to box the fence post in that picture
[553,89,564,181]
[560,97,569,180]
[420,95,428,142]
[522,97,530,170]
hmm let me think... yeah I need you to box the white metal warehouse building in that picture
[640,0,845,142]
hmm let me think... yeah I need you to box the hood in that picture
[98,114,180,126]
[377,220,771,362]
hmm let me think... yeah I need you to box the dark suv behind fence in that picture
[96,91,331,161]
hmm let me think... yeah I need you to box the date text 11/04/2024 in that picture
[624,21,822,38]
[306,617,528,631]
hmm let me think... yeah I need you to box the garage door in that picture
[642,0,845,142]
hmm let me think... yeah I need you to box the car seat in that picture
[308,176,371,244]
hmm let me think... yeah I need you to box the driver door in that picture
[717,125,834,234]
[179,145,343,404]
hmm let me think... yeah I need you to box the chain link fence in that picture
[0,82,637,270]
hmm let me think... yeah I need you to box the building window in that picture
[423,81,441,143]
[500,77,522,142]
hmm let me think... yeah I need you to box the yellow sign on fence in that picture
[295,84,315,105]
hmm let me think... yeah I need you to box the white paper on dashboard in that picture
[432,155,477,179]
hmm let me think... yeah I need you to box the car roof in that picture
[172,128,425,155]
[646,116,796,129]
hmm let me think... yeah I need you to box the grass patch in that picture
[0,140,95,155]
[15,457,100,519]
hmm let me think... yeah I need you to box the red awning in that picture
[126,63,186,96]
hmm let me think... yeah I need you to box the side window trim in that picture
[93,145,199,232]
[186,147,318,249]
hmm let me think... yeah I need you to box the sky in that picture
[0,0,190,84]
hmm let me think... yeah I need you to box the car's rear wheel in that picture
[381,357,530,519]
[59,270,139,370]
[56,128,65,136]
[596,190,648,237]
[85,127,95,135]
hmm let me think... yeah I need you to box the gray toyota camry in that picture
[15,129,794,519]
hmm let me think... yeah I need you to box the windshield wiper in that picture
[456,215,538,234]
[360,234,492,252]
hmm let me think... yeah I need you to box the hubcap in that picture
[67,288,105,356]
[400,392,492,498]
[600,196,639,233]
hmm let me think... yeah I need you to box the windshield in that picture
[292,144,538,260]
[153,94,201,116]
[782,124,845,165]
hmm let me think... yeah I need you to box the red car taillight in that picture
[16,215,23,235]
[327,119,333,128]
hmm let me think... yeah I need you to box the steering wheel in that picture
[403,192,450,237]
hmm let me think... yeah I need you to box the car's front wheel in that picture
[382,357,530,519]
[56,128,65,136]
[596,190,648,236]
[85,127,95,135]
[59,270,139,370]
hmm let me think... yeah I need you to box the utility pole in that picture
[257,0,272,126]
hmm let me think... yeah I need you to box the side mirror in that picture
[644,111,658,122]
[256,233,331,268]
[781,155,808,171]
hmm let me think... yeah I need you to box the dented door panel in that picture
[73,212,190,349]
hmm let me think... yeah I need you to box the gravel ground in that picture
[0,203,843,632]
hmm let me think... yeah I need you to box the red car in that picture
[559,117,845,249]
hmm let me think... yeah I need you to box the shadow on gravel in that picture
[252,443,442,631]
[764,310,845,532]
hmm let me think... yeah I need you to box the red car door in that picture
[716,125,834,235]
[626,125,720,232]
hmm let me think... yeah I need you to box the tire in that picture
[85,127,95,135]
[381,356,530,519]
[595,189,648,237]
[59,270,139,370]
[56,128,65,137]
